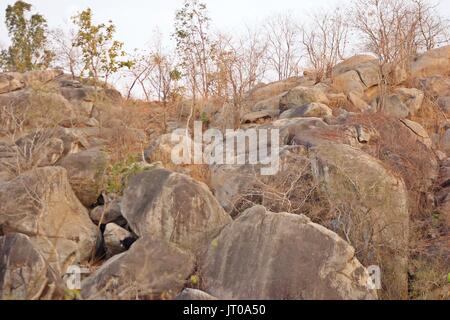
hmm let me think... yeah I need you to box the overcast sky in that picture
[1,0,449,51]
[0,0,356,50]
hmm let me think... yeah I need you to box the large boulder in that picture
[333,55,378,75]
[210,119,329,213]
[122,169,232,252]
[332,55,380,94]
[0,233,64,300]
[0,73,24,94]
[245,77,308,104]
[437,96,450,114]
[89,198,125,226]
[409,45,450,79]
[310,143,410,299]
[58,149,109,207]
[332,70,367,95]
[0,167,98,270]
[20,69,63,86]
[199,206,377,300]
[0,89,74,128]
[241,110,277,124]
[280,86,329,112]
[251,94,284,113]
[279,103,332,119]
[416,76,450,97]
[393,88,424,116]
[81,237,195,300]
[59,85,96,116]
[103,223,132,259]
[378,94,410,118]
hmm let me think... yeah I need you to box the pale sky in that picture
[1,0,449,51]
[0,0,355,50]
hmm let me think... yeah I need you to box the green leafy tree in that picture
[72,8,133,85]
[173,0,216,101]
[0,1,52,72]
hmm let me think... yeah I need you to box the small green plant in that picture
[64,289,81,300]
[104,154,153,195]
[200,111,209,124]
[190,275,200,287]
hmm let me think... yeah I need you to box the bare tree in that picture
[353,0,449,66]
[173,0,215,102]
[414,0,450,50]
[126,33,180,103]
[264,13,303,81]
[302,8,349,82]
[49,28,83,79]
[213,27,268,127]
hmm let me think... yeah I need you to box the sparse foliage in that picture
[302,8,350,82]
[264,13,303,81]
[173,0,216,102]
[0,1,53,72]
[72,8,133,85]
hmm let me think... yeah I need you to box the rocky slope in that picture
[1,46,449,300]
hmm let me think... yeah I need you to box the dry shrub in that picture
[343,113,436,214]
[411,93,448,138]
[343,112,449,299]
[229,147,331,222]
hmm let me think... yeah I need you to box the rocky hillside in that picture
[1,46,449,300]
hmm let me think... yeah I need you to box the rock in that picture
[400,119,432,147]
[280,86,329,112]
[394,88,424,116]
[203,102,236,130]
[14,133,65,168]
[15,127,89,160]
[90,198,125,226]
[251,94,284,112]
[332,55,380,94]
[59,85,96,117]
[210,119,331,214]
[81,237,195,300]
[0,233,64,300]
[246,77,307,103]
[410,45,450,79]
[144,132,194,164]
[103,223,132,258]
[332,70,366,94]
[348,91,370,111]
[175,288,217,300]
[70,127,146,149]
[60,85,96,103]
[0,167,98,270]
[199,205,377,300]
[279,103,332,119]
[437,96,450,114]
[122,169,232,252]
[416,76,450,97]
[333,55,378,75]
[0,73,24,94]
[355,125,378,144]
[21,69,63,86]
[440,129,450,155]
[241,110,278,124]
[310,143,409,299]
[0,89,74,127]
[58,149,109,207]
[378,94,410,118]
